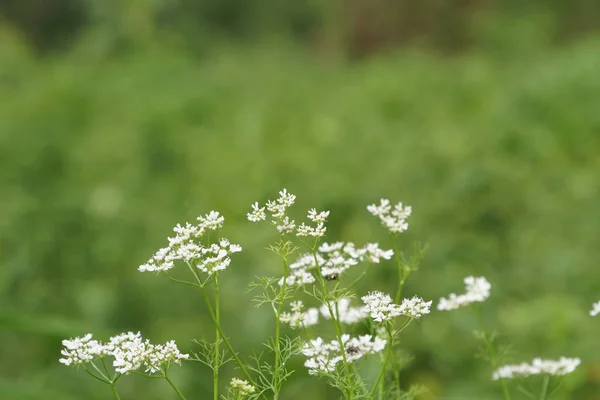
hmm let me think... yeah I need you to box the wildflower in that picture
[138,211,241,275]
[247,202,266,222]
[492,357,581,380]
[437,276,491,311]
[362,291,432,322]
[319,298,368,324]
[367,199,412,233]
[590,300,600,317]
[229,378,256,396]
[280,301,319,329]
[278,242,393,287]
[276,216,296,234]
[249,188,296,223]
[59,332,188,375]
[301,335,386,375]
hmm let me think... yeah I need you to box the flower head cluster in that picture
[367,199,412,233]
[279,301,319,329]
[296,208,330,238]
[437,276,491,311]
[59,332,188,374]
[229,378,256,397]
[138,211,241,275]
[492,357,581,380]
[279,242,393,286]
[320,298,368,324]
[301,335,386,375]
[590,300,600,317]
[247,189,297,233]
[362,291,432,322]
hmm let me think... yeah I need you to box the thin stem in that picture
[164,373,188,400]
[369,328,394,399]
[539,375,550,400]
[200,284,257,387]
[214,276,220,400]
[273,258,290,400]
[110,384,122,400]
[476,307,511,400]
[83,367,110,385]
[391,235,405,304]
[163,272,202,288]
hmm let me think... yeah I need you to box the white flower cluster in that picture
[362,291,432,322]
[59,332,188,374]
[590,300,600,317]
[296,208,330,238]
[229,378,256,396]
[492,357,581,380]
[437,276,491,311]
[247,189,297,234]
[320,298,368,324]
[301,334,387,375]
[138,211,242,275]
[279,242,393,286]
[367,199,412,233]
[280,301,320,329]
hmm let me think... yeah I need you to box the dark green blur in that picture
[1,1,599,399]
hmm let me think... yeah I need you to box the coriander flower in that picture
[437,276,491,311]
[280,301,319,329]
[492,357,581,380]
[362,291,432,322]
[138,211,241,275]
[319,298,368,324]
[59,332,188,375]
[248,188,296,224]
[247,202,266,222]
[297,209,330,238]
[590,300,600,317]
[229,378,256,396]
[367,199,412,233]
[302,334,386,375]
[278,242,393,286]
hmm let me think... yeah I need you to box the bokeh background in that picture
[1,1,600,399]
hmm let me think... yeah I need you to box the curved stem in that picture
[369,328,393,399]
[273,258,290,400]
[214,276,220,400]
[164,373,188,400]
[539,375,550,400]
[110,384,121,400]
[476,307,511,400]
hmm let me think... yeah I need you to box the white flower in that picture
[362,291,431,321]
[438,276,491,311]
[138,212,241,275]
[301,335,386,375]
[229,378,256,396]
[279,242,393,287]
[367,199,412,233]
[60,332,188,375]
[492,357,581,380]
[280,301,319,329]
[590,300,600,317]
[247,202,266,222]
[307,209,330,223]
[276,216,296,234]
[265,188,296,219]
[319,298,368,324]
[59,333,105,366]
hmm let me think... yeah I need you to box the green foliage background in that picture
[1,3,600,399]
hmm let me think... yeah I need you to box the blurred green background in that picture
[1,0,600,399]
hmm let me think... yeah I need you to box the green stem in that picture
[164,373,188,400]
[391,235,405,305]
[200,284,257,387]
[539,375,550,400]
[273,258,290,400]
[476,307,511,400]
[214,276,220,400]
[110,384,121,400]
[369,329,393,399]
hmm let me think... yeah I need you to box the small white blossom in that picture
[296,222,326,238]
[367,199,412,233]
[265,188,296,219]
[59,332,188,375]
[138,212,241,275]
[319,298,368,324]
[276,216,296,234]
[438,276,491,311]
[247,202,267,222]
[301,335,386,375]
[492,357,581,380]
[362,291,431,322]
[229,378,256,396]
[280,301,319,329]
[307,209,330,223]
[590,300,600,317]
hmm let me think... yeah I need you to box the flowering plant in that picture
[60,189,586,400]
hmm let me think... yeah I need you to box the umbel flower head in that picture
[320,298,368,325]
[437,276,491,311]
[229,378,256,397]
[301,335,387,375]
[367,199,412,233]
[279,301,319,329]
[59,332,189,374]
[362,291,432,322]
[492,357,581,380]
[138,211,242,275]
[279,242,393,286]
